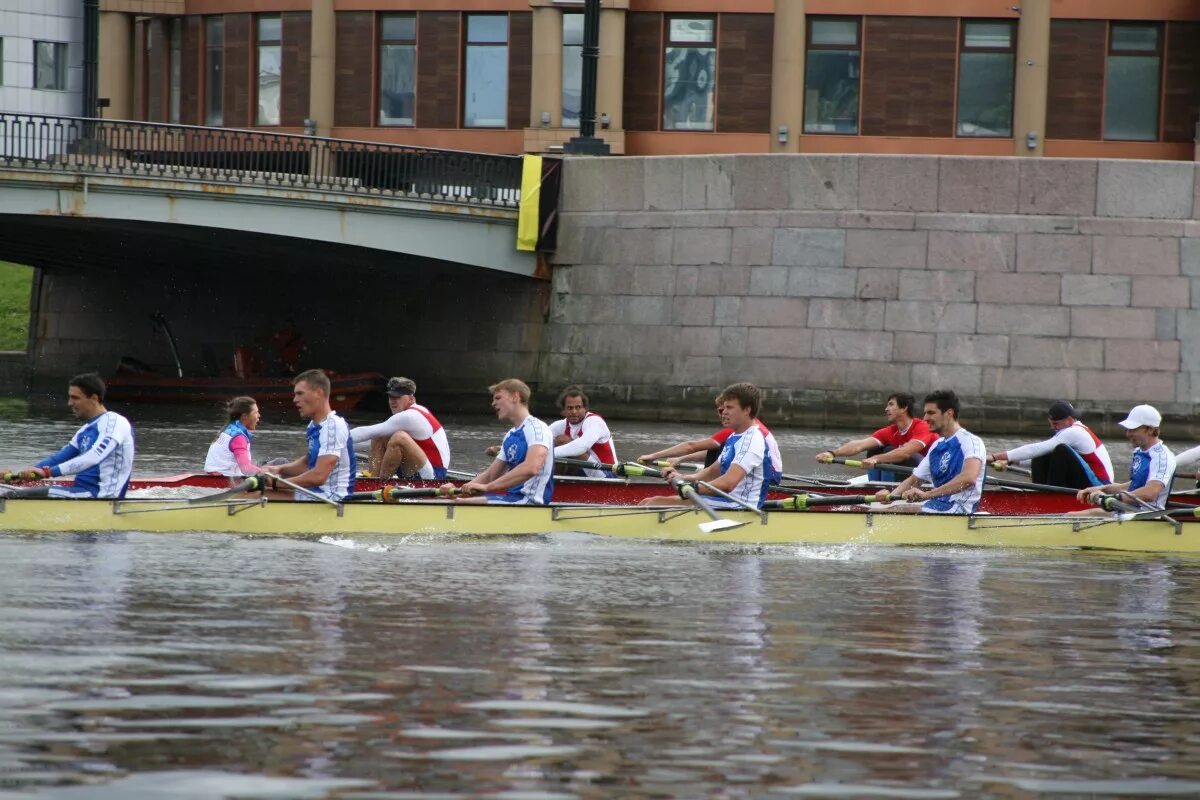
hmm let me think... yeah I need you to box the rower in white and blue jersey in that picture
[639,383,771,510]
[260,369,355,501]
[1073,404,1176,516]
[449,378,554,505]
[876,388,986,514]
[1,373,134,499]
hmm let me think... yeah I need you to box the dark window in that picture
[464,15,508,128]
[663,16,715,131]
[168,18,182,123]
[804,18,860,134]
[256,14,282,125]
[379,14,416,126]
[205,17,224,125]
[1104,23,1161,141]
[956,20,1015,137]
[34,41,68,91]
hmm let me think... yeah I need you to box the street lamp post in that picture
[563,0,610,155]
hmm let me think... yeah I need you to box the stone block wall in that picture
[545,154,1200,433]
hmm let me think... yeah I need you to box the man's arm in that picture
[553,417,608,459]
[911,458,982,501]
[816,436,882,462]
[350,413,407,445]
[638,438,720,463]
[36,443,81,471]
[864,438,927,466]
[264,455,309,478]
[282,454,339,489]
[458,457,509,494]
[479,445,548,493]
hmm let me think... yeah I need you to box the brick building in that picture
[98,1,1200,159]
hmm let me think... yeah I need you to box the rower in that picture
[986,400,1112,489]
[260,369,355,501]
[350,377,450,480]
[449,378,554,504]
[815,392,937,481]
[1073,404,1176,516]
[204,396,261,478]
[1,373,135,499]
[638,383,771,510]
[636,390,783,482]
[874,389,986,514]
[550,386,617,477]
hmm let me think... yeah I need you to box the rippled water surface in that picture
[1,401,1199,798]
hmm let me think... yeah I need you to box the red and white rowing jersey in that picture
[871,418,939,455]
[713,418,783,481]
[350,403,451,471]
[551,412,617,477]
[1005,420,1113,483]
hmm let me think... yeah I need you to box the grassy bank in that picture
[0,261,33,351]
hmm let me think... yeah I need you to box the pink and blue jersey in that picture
[912,428,986,514]
[489,416,555,505]
[302,412,355,501]
[37,411,135,499]
[204,420,256,477]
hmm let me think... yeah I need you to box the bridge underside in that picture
[1,215,547,407]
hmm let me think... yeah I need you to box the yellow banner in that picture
[516,155,543,252]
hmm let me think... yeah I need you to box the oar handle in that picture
[554,458,664,478]
[344,485,460,503]
[766,493,881,511]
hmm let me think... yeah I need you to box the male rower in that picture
[636,391,784,482]
[874,389,986,514]
[1,372,134,499]
[350,376,450,480]
[815,392,937,481]
[448,378,554,504]
[260,369,355,501]
[638,383,771,510]
[549,386,617,477]
[1072,404,1176,516]
[986,400,1113,489]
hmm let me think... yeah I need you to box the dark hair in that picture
[69,372,106,402]
[720,382,761,418]
[557,385,589,410]
[924,388,961,419]
[293,368,330,395]
[887,392,916,415]
[226,396,257,422]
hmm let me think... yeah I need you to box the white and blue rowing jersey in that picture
[490,416,555,505]
[710,424,770,510]
[1128,442,1176,510]
[303,412,355,501]
[912,428,986,514]
[37,411,135,499]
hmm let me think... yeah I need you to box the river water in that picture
[1,400,1199,799]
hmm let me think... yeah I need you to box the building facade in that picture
[95,1,1200,160]
[0,1,85,116]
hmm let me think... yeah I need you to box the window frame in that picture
[463,13,510,129]
[802,16,862,136]
[255,13,283,126]
[33,40,68,92]
[662,14,718,132]
[378,12,418,127]
[954,18,1017,139]
[1103,21,1164,142]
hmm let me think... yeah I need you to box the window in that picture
[1104,23,1161,141]
[562,13,583,128]
[663,17,715,131]
[956,20,1015,137]
[804,18,860,134]
[169,19,182,123]
[379,14,416,126]
[256,15,282,125]
[464,15,508,128]
[34,41,68,91]
[205,17,224,126]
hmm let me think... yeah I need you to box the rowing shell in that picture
[117,474,1199,516]
[1,496,1198,553]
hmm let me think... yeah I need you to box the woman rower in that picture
[205,396,261,478]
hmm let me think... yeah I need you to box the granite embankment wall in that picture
[542,155,1200,434]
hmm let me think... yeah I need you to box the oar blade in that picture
[699,518,747,534]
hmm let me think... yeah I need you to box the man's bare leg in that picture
[380,431,429,479]
[368,439,388,477]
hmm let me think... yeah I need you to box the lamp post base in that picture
[562,135,611,156]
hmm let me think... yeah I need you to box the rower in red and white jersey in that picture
[987,400,1113,489]
[350,376,450,480]
[815,392,938,481]
[549,386,617,478]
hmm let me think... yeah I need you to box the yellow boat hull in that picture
[1,497,1197,553]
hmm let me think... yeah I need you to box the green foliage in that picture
[0,262,33,351]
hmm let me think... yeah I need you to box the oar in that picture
[648,459,705,471]
[991,461,1032,476]
[665,474,743,533]
[766,493,889,511]
[260,473,340,506]
[555,458,663,478]
[820,456,1084,496]
[344,485,460,503]
[189,475,263,505]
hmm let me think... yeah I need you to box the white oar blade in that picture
[846,474,870,486]
[699,518,746,534]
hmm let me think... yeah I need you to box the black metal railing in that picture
[0,113,524,208]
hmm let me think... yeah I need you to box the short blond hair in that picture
[489,378,531,405]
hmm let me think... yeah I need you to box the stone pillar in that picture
[530,6,563,127]
[98,11,133,120]
[1012,0,1050,157]
[770,0,805,154]
[309,0,336,136]
[596,7,625,134]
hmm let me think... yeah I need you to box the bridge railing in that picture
[0,113,524,208]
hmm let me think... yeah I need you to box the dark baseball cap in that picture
[386,377,416,397]
[1047,400,1078,421]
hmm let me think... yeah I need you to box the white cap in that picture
[1117,404,1162,429]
